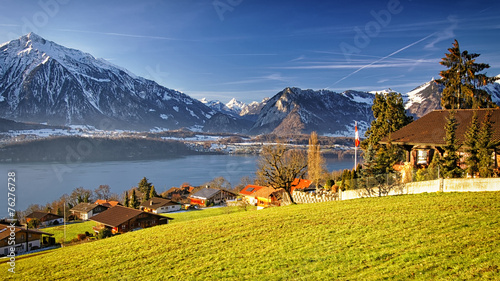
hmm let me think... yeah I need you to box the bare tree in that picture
[204,176,232,190]
[233,176,254,193]
[94,185,111,200]
[307,131,327,188]
[256,142,307,204]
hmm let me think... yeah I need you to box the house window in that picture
[417,150,428,164]
[21,234,24,240]
[122,225,126,229]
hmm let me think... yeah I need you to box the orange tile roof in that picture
[239,185,265,196]
[95,200,121,207]
[291,178,312,192]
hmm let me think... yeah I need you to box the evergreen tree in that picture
[478,110,494,177]
[437,39,498,109]
[427,152,442,180]
[124,191,129,208]
[441,111,463,178]
[130,190,138,209]
[143,189,150,201]
[364,92,413,149]
[464,111,480,177]
[138,177,153,195]
[362,92,412,180]
[149,185,158,199]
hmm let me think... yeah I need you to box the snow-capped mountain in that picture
[225,98,246,115]
[403,80,444,118]
[484,75,500,104]
[249,87,374,136]
[402,77,500,118]
[201,97,267,117]
[0,33,215,130]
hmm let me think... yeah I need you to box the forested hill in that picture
[0,136,203,162]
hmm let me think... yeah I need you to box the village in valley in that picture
[1,1,500,278]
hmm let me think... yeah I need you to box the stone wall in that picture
[292,190,338,204]
[444,178,500,192]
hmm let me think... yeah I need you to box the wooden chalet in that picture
[0,223,54,255]
[239,185,286,208]
[70,203,109,220]
[189,187,236,207]
[382,109,500,169]
[139,197,181,214]
[25,211,63,227]
[90,205,172,234]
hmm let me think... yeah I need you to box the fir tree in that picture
[138,177,153,195]
[130,189,138,209]
[427,152,442,180]
[441,111,463,178]
[124,191,129,208]
[478,110,494,177]
[143,189,150,201]
[362,92,412,179]
[364,92,413,149]
[149,185,158,199]
[437,39,498,109]
[464,111,480,177]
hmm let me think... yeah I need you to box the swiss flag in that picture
[355,122,360,147]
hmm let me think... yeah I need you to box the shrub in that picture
[77,234,87,241]
[97,228,112,239]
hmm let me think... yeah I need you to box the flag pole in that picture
[354,121,359,171]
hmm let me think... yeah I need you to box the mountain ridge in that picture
[1,33,499,136]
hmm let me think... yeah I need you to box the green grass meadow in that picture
[2,192,499,280]
[42,221,97,244]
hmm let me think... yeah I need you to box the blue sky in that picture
[1,0,499,103]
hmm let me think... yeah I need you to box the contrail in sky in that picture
[327,32,437,89]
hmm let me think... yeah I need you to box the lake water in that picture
[0,154,355,217]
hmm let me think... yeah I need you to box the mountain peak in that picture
[21,32,47,47]
[26,32,43,41]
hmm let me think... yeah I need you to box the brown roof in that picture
[70,203,103,213]
[383,109,500,147]
[90,205,171,228]
[139,197,179,210]
[0,224,53,240]
[26,211,62,220]
[253,186,285,198]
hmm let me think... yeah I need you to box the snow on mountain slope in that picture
[250,87,374,136]
[0,33,214,130]
[484,75,500,104]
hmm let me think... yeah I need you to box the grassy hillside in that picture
[2,192,499,280]
[42,221,97,244]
